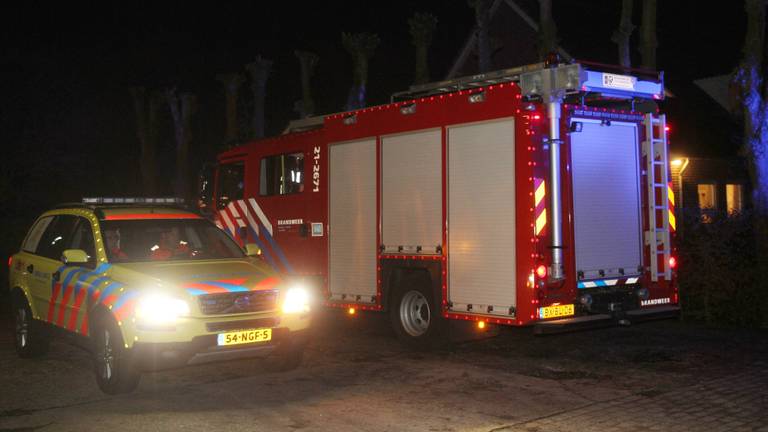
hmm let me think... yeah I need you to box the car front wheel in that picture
[91,313,141,394]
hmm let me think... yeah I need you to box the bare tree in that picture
[216,73,244,144]
[130,87,160,194]
[166,88,197,198]
[295,50,319,118]
[612,0,635,68]
[468,0,492,73]
[640,0,658,69]
[409,12,438,84]
[342,32,380,111]
[537,0,559,61]
[246,56,273,139]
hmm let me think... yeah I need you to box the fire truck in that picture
[199,59,679,342]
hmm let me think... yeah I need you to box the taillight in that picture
[536,265,547,279]
[669,256,677,270]
[7,256,11,268]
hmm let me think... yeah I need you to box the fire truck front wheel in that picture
[389,275,446,349]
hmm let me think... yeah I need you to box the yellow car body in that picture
[8,204,312,392]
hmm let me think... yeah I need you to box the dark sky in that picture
[0,1,748,209]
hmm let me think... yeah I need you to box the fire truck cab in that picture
[201,60,679,343]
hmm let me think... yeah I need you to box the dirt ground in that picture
[1,293,767,432]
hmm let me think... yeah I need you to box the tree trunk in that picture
[736,0,768,213]
[409,12,438,84]
[538,0,559,61]
[130,87,157,195]
[216,73,244,144]
[295,51,319,118]
[342,32,379,111]
[469,0,492,73]
[246,57,273,139]
[166,88,197,199]
[640,0,658,69]
[612,0,635,68]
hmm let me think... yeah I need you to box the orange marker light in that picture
[348,307,356,315]
[478,321,486,330]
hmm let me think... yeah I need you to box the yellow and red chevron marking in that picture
[534,178,547,236]
[668,182,676,232]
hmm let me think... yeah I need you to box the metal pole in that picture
[547,102,564,280]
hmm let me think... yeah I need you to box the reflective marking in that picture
[228,202,247,228]
[237,200,260,236]
[248,198,273,236]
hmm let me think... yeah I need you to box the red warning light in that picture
[669,256,677,269]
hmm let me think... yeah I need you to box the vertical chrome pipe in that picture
[547,102,564,280]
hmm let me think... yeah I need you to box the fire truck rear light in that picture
[536,265,547,279]
[477,321,486,330]
[348,307,356,315]
[669,256,677,269]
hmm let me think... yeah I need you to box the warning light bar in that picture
[82,197,186,205]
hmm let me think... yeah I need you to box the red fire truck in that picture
[199,60,679,342]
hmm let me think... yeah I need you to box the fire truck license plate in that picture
[538,304,575,319]
[217,328,272,346]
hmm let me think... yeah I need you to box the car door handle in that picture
[52,271,60,282]
[26,264,34,273]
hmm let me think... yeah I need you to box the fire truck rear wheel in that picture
[91,312,141,394]
[389,275,446,349]
[12,293,49,358]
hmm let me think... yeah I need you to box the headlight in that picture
[282,285,311,314]
[135,295,190,326]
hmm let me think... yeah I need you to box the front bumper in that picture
[533,305,680,335]
[131,328,311,371]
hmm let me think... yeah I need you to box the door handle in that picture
[52,271,61,282]
[26,264,34,273]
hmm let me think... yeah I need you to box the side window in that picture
[69,218,96,268]
[217,162,245,210]
[22,216,54,254]
[36,215,78,260]
[259,152,304,196]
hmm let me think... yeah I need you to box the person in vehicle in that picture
[104,229,128,261]
[150,227,190,260]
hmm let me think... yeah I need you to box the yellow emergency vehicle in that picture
[8,198,312,394]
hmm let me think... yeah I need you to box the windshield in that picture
[100,218,245,263]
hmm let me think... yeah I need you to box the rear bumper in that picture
[533,305,679,335]
[131,328,311,371]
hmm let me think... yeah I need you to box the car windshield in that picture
[100,218,245,263]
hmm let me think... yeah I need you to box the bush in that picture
[677,210,767,327]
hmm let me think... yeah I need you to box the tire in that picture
[12,293,49,358]
[91,313,141,394]
[389,272,447,349]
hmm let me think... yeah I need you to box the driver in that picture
[104,229,128,261]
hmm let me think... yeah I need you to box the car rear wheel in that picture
[91,313,140,394]
[12,294,49,358]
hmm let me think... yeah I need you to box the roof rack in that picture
[82,197,186,205]
[391,60,664,102]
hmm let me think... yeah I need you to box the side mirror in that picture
[245,243,262,257]
[62,249,89,265]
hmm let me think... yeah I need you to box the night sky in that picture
[0,1,747,216]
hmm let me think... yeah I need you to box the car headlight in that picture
[135,295,190,325]
[282,285,311,314]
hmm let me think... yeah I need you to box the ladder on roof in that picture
[643,114,672,282]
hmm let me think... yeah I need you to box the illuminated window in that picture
[260,152,304,196]
[698,184,716,222]
[726,184,743,215]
